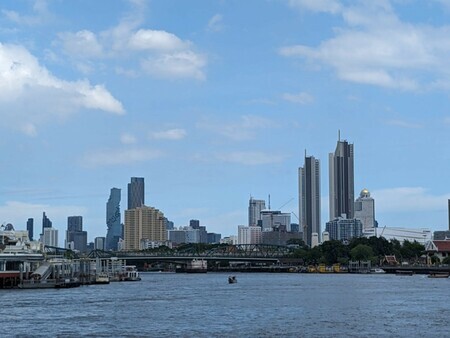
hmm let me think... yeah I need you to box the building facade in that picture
[299,154,321,247]
[128,177,145,210]
[43,227,58,247]
[325,217,362,242]
[42,212,52,236]
[94,237,106,250]
[66,216,87,252]
[238,225,262,245]
[248,197,266,227]
[106,187,122,250]
[354,188,376,231]
[26,218,33,241]
[260,210,291,232]
[124,206,166,250]
[329,138,354,220]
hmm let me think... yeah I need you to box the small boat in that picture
[228,276,237,284]
[396,270,414,276]
[428,272,449,278]
[123,265,141,281]
[94,273,110,284]
[370,268,385,274]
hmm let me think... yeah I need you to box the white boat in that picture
[370,268,386,274]
[123,265,141,281]
[94,272,110,284]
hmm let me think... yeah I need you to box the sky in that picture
[1,0,450,242]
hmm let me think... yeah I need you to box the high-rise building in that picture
[42,212,52,236]
[43,227,58,247]
[128,177,145,209]
[27,218,33,241]
[190,219,200,229]
[329,137,354,220]
[106,188,122,250]
[66,216,87,252]
[354,188,377,232]
[325,217,362,242]
[94,237,106,250]
[448,199,450,231]
[124,206,166,250]
[299,154,321,247]
[248,197,266,227]
[238,225,262,245]
[260,210,291,232]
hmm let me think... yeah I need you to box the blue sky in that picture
[1,0,450,242]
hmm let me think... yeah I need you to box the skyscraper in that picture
[248,197,266,227]
[106,188,121,250]
[27,218,33,241]
[124,206,166,250]
[329,137,354,220]
[128,177,145,210]
[42,212,52,236]
[299,154,321,247]
[66,216,87,252]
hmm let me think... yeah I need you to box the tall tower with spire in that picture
[329,134,354,220]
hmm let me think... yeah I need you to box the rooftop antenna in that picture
[338,129,341,141]
[304,149,307,158]
[268,194,271,210]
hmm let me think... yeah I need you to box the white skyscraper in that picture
[354,189,376,232]
[299,154,321,247]
[42,227,58,247]
[248,197,266,227]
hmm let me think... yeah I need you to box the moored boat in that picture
[370,268,386,274]
[428,272,449,278]
[396,270,414,276]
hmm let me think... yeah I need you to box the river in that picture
[1,272,448,337]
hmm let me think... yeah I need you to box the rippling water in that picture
[1,272,449,337]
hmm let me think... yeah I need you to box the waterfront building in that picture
[329,136,354,220]
[325,217,362,242]
[248,197,266,227]
[364,226,431,244]
[261,229,302,246]
[238,225,262,245]
[26,218,33,241]
[42,212,52,236]
[94,237,106,250]
[43,227,58,247]
[124,206,166,250]
[299,154,321,246]
[106,187,122,251]
[260,210,291,232]
[66,216,87,252]
[128,177,145,210]
[425,240,450,262]
[354,188,377,232]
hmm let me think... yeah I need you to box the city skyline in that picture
[1,1,450,241]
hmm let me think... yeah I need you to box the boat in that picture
[370,268,386,274]
[228,276,237,284]
[395,270,414,276]
[176,259,207,273]
[123,265,141,281]
[94,272,110,284]
[428,272,449,278]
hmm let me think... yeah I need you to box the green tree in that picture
[320,240,349,265]
[442,256,450,265]
[350,244,374,261]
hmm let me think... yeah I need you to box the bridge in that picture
[87,244,294,263]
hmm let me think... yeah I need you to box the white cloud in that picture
[0,43,124,135]
[207,14,224,32]
[287,0,342,14]
[129,29,188,51]
[141,51,206,80]
[150,128,187,140]
[20,123,38,137]
[386,119,422,129]
[281,2,450,90]
[373,187,450,213]
[120,133,137,144]
[282,91,314,104]
[216,151,285,165]
[55,6,206,80]
[197,115,273,141]
[82,147,163,167]
[58,30,103,58]
[2,0,51,26]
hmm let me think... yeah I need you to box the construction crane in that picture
[278,197,294,210]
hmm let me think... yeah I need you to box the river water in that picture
[1,272,448,337]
